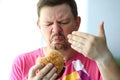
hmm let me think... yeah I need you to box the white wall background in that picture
[0,0,40,79]
[0,0,87,79]
[87,0,120,58]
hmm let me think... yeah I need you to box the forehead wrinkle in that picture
[40,4,72,22]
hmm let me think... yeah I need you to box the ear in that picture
[75,16,81,30]
[37,19,41,29]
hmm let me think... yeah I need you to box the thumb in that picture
[98,21,106,39]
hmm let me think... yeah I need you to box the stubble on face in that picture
[50,32,69,50]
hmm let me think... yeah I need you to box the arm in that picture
[68,22,120,80]
[96,50,120,80]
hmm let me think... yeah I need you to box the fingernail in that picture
[48,63,53,67]
[40,63,44,67]
[53,67,57,71]
[67,34,71,38]
[54,73,58,76]
[72,31,77,34]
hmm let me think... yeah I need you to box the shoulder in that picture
[10,48,44,80]
[12,48,44,65]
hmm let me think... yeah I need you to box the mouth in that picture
[52,36,64,43]
[50,34,69,50]
[50,32,66,44]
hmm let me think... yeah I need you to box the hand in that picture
[28,63,58,80]
[68,22,110,61]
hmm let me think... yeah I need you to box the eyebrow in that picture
[58,18,71,22]
[44,17,71,23]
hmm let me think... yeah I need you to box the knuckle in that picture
[29,66,35,73]
[42,76,48,80]
[39,70,46,76]
[89,37,97,46]
[91,36,97,42]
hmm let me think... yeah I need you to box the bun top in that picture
[36,49,65,75]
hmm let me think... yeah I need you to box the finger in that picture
[71,42,84,53]
[67,34,87,43]
[68,35,85,53]
[28,63,44,77]
[43,67,57,80]
[98,21,106,39]
[69,38,85,47]
[71,31,91,39]
[50,73,58,80]
[36,63,53,79]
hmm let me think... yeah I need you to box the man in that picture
[10,0,120,80]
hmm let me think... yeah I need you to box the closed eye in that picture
[58,21,69,25]
[45,22,53,26]
[61,22,68,24]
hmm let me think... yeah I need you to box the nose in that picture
[52,22,62,33]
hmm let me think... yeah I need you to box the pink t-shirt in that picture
[9,48,102,80]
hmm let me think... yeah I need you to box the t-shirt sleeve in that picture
[9,48,43,80]
[9,56,23,80]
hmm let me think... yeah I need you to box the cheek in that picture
[64,28,74,36]
[41,29,51,44]
[62,28,73,42]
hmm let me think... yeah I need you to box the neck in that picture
[43,47,77,62]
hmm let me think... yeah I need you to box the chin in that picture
[50,42,68,50]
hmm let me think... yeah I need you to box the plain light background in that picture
[0,0,120,80]
[87,0,120,58]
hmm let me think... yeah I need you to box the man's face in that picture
[38,4,80,50]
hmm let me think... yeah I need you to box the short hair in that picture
[37,0,78,19]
